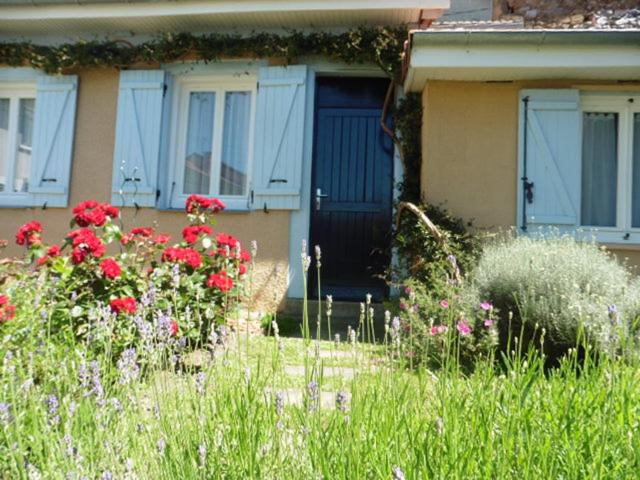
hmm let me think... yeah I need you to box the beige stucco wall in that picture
[421,79,640,273]
[0,68,290,311]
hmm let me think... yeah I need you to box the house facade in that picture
[0,0,639,312]
[405,21,640,268]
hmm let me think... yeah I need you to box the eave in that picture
[404,29,640,91]
[0,0,449,40]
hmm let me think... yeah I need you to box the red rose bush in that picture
[2,194,251,360]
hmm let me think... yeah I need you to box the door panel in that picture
[309,77,393,301]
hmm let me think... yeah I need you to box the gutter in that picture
[410,29,640,47]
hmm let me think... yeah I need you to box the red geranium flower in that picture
[72,201,119,227]
[238,264,247,275]
[170,320,179,336]
[0,295,16,323]
[121,226,154,245]
[67,228,105,264]
[100,258,121,280]
[16,221,43,247]
[37,244,61,266]
[207,271,234,293]
[216,232,238,249]
[152,234,171,245]
[109,297,137,315]
[182,225,212,244]
[185,195,226,214]
[161,247,202,269]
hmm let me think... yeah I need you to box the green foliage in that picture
[394,202,481,288]
[466,234,640,363]
[392,279,498,370]
[3,197,250,361]
[393,92,422,202]
[0,27,407,76]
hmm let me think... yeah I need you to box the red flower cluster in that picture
[161,247,202,269]
[109,297,137,315]
[170,319,179,336]
[121,226,154,245]
[100,258,121,279]
[153,234,171,245]
[37,244,62,266]
[16,221,43,247]
[207,271,234,293]
[0,295,16,323]
[72,200,119,227]
[186,194,226,214]
[216,232,239,249]
[182,225,213,244]
[67,228,106,264]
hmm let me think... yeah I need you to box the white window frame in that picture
[0,83,37,207]
[579,93,640,244]
[167,74,257,211]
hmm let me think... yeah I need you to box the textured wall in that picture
[0,68,291,311]
[421,79,640,272]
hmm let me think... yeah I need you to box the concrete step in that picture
[278,299,388,342]
[283,365,367,379]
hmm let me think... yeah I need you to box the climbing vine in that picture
[0,27,407,77]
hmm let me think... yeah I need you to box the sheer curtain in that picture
[581,112,618,227]
[183,92,215,195]
[632,114,640,227]
[0,99,8,192]
[220,91,251,196]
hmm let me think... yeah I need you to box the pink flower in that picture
[456,320,472,336]
[480,301,493,311]
[430,325,448,335]
[484,319,494,327]
[439,299,449,309]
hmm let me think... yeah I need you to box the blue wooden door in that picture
[309,77,393,301]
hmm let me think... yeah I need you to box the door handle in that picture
[315,188,328,211]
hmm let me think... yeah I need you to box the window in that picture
[580,94,640,242]
[169,77,255,210]
[0,87,36,199]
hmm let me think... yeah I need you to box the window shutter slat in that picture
[111,70,165,208]
[519,89,581,230]
[29,75,78,207]
[251,66,308,210]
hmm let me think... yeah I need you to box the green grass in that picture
[1,316,640,479]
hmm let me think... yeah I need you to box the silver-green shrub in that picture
[467,234,640,359]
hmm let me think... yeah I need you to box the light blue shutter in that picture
[519,89,582,230]
[251,66,308,210]
[29,75,78,207]
[111,70,165,207]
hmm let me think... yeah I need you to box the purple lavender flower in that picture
[392,466,406,480]
[275,391,284,416]
[198,443,207,468]
[335,391,349,412]
[0,402,12,426]
[307,380,319,412]
[117,349,140,386]
[47,394,60,426]
[156,438,166,456]
[195,372,206,396]
[100,471,113,480]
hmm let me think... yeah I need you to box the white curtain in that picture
[0,99,8,192]
[183,92,215,195]
[632,114,640,227]
[581,112,618,227]
[220,91,251,196]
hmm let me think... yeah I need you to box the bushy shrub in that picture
[391,279,498,369]
[467,234,640,363]
[1,195,252,360]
